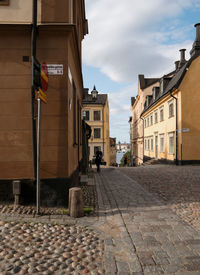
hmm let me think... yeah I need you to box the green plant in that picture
[83,207,94,214]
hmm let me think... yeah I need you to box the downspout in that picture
[170,92,178,165]
[140,116,144,163]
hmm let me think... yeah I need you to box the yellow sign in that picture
[39,88,47,103]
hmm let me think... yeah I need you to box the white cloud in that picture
[83,0,200,82]
[83,0,200,142]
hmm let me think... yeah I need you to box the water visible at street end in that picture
[116,151,124,165]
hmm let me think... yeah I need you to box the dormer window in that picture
[160,78,164,94]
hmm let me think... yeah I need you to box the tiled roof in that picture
[82,94,107,105]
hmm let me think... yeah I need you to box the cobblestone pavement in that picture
[119,165,200,232]
[0,182,105,274]
[94,167,200,275]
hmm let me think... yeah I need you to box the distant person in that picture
[95,150,102,172]
[124,155,128,167]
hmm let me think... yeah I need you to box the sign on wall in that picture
[47,64,63,75]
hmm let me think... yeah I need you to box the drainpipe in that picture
[140,116,144,164]
[170,92,178,165]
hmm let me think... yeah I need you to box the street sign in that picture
[41,62,48,91]
[47,64,63,75]
[38,88,47,104]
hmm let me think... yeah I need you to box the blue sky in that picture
[82,0,200,143]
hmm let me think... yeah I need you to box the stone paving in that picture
[0,221,104,274]
[1,166,200,274]
[94,167,200,274]
[119,165,200,232]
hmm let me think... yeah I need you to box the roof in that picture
[139,75,160,89]
[141,52,200,116]
[82,93,107,105]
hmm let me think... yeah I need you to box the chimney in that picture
[83,88,89,98]
[131,97,136,106]
[190,23,200,56]
[178,49,186,68]
[175,61,179,71]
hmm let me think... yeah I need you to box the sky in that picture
[82,0,200,143]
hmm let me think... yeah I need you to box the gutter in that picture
[170,92,178,165]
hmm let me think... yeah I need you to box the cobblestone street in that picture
[119,165,200,232]
[0,165,200,274]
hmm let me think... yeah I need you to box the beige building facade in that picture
[132,23,200,165]
[0,0,88,193]
[82,87,110,166]
[130,76,160,165]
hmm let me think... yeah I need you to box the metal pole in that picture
[36,97,41,215]
[31,0,38,180]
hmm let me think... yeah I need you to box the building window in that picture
[94,110,101,121]
[94,128,101,139]
[150,114,153,125]
[154,112,158,123]
[160,108,164,121]
[160,135,164,152]
[169,133,174,154]
[147,139,150,151]
[83,110,90,121]
[144,119,146,128]
[169,102,174,117]
[151,138,153,151]
[147,117,149,127]
[144,139,147,150]
[0,0,9,5]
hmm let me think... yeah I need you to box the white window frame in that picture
[168,100,174,118]
[151,137,153,151]
[154,111,158,124]
[160,107,164,121]
[168,132,174,154]
[160,134,164,153]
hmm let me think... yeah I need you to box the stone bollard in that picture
[69,187,84,218]
[12,180,21,206]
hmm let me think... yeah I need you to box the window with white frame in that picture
[160,134,164,152]
[160,108,164,121]
[168,133,174,154]
[154,111,158,123]
[169,101,174,117]
[150,114,153,125]
[145,139,147,150]
[147,117,149,127]
[151,137,153,151]
[144,119,146,128]
[147,139,150,150]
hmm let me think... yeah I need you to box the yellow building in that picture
[141,23,200,165]
[0,0,88,204]
[82,86,110,166]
